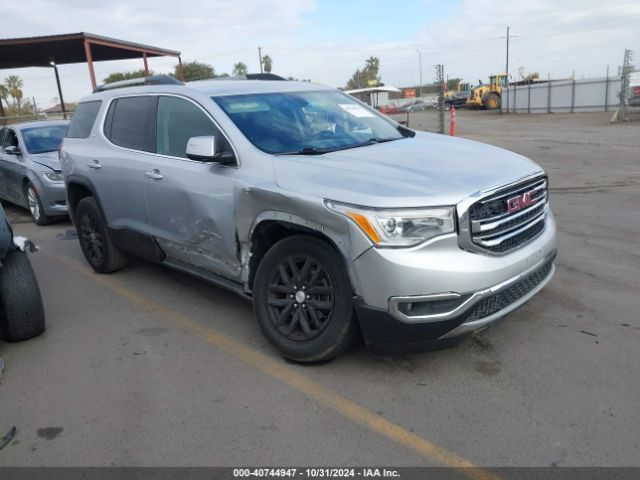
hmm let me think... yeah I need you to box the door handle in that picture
[87,160,101,169]
[145,169,163,180]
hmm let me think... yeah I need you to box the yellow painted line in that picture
[50,252,499,480]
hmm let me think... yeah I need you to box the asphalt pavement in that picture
[0,111,638,468]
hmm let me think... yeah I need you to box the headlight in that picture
[43,172,63,182]
[325,201,455,247]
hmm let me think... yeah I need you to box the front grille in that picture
[465,254,555,322]
[467,176,548,254]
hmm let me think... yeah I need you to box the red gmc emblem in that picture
[507,189,540,213]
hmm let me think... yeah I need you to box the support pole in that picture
[258,46,263,74]
[84,40,97,90]
[52,64,67,119]
[143,52,149,76]
[547,73,551,114]
[505,26,510,81]
[178,56,185,81]
[604,65,609,112]
[416,49,422,98]
[570,78,576,113]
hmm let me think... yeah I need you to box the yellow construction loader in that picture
[465,74,509,110]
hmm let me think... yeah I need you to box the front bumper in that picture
[352,213,557,354]
[33,177,68,217]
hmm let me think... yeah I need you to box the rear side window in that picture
[104,96,156,152]
[67,101,102,138]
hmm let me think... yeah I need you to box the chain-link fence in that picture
[616,49,639,122]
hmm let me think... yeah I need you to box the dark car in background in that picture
[444,90,471,111]
[0,120,69,225]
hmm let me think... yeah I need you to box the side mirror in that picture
[3,146,20,155]
[186,136,235,165]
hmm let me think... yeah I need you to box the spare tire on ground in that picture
[0,249,45,342]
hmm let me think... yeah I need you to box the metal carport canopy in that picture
[0,32,183,88]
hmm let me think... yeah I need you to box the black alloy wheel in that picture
[253,235,357,363]
[266,254,335,341]
[78,209,105,266]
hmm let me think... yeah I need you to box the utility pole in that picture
[416,49,423,98]
[505,26,510,79]
[258,46,263,74]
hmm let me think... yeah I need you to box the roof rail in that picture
[93,75,184,93]
[245,73,286,81]
[214,73,287,81]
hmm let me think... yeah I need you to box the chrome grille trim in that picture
[471,192,547,233]
[474,209,546,247]
[457,172,549,256]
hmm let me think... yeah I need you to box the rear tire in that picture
[26,182,53,226]
[253,235,356,363]
[75,197,127,273]
[0,249,45,342]
[484,93,501,110]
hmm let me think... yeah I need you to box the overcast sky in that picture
[2,0,639,109]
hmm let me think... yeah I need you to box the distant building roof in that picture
[0,32,180,69]
[344,86,401,94]
[43,102,76,114]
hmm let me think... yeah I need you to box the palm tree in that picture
[262,55,273,73]
[0,84,9,117]
[365,56,380,74]
[365,56,380,85]
[5,75,24,110]
[232,62,248,76]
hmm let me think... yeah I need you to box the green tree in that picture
[232,62,248,76]
[0,84,8,118]
[103,69,151,84]
[345,57,381,89]
[5,75,24,110]
[262,55,273,73]
[174,61,216,82]
[365,56,380,77]
[446,78,463,91]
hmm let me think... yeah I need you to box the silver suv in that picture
[61,76,557,362]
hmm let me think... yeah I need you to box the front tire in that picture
[75,197,127,273]
[0,249,45,342]
[484,93,501,110]
[26,182,52,226]
[253,235,356,363]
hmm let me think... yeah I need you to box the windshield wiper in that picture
[366,137,401,144]
[277,146,332,156]
[277,137,403,156]
[32,149,58,154]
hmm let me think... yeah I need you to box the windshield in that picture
[21,125,68,154]
[213,90,405,155]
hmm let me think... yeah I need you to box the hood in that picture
[30,151,61,172]
[274,132,543,208]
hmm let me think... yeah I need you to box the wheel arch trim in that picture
[244,212,363,296]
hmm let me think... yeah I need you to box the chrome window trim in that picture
[456,171,547,256]
[98,92,240,168]
[388,249,556,324]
